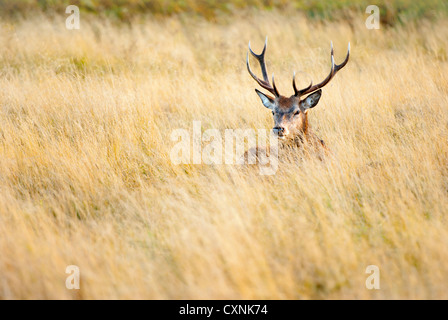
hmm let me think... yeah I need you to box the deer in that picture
[244,37,350,163]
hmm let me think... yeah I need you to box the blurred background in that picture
[0,0,447,25]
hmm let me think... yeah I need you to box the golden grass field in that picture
[1,9,448,299]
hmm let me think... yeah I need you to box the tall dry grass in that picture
[0,11,448,299]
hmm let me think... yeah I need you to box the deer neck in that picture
[280,115,312,148]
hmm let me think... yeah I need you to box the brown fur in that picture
[243,90,330,164]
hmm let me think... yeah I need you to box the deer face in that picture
[255,89,322,139]
[246,37,349,140]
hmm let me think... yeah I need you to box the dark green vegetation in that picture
[1,0,446,25]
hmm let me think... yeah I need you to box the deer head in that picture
[247,37,350,140]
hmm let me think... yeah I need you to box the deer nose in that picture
[273,127,285,135]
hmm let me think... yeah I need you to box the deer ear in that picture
[255,89,275,110]
[301,89,322,110]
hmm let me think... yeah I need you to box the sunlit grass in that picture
[0,11,448,299]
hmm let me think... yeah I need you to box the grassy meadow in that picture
[1,4,448,299]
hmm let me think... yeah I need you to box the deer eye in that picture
[294,111,300,116]
[272,111,275,115]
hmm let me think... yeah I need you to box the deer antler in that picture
[293,42,350,97]
[247,37,280,97]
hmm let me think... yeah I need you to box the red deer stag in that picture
[245,37,350,161]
